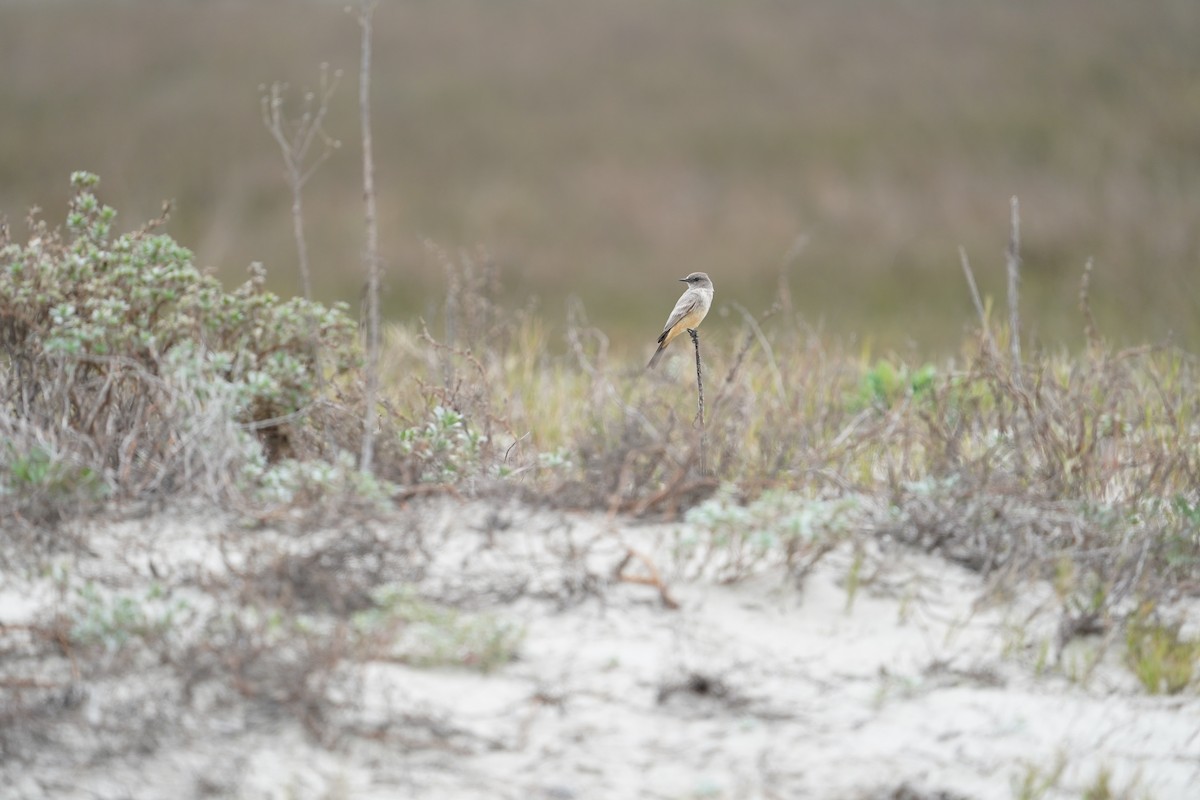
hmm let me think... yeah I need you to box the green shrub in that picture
[674,487,858,582]
[0,173,360,504]
[851,359,937,409]
[70,580,188,653]
[396,405,488,482]
[1,442,108,525]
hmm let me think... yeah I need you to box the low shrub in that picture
[0,173,359,511]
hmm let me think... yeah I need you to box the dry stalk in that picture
[357,0,382,473]
[614,548,679,609]
[1006,195,1023,388]
[959,245,998,357]
[566,296,660,442]
[260,64,341,302]
[689,328,706,473]
[1080,257,1100,351]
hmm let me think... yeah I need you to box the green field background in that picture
[2,0,1198,352]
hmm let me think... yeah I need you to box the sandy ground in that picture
[2,499,1199,800]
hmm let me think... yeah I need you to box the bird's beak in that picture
[679,277,688,283]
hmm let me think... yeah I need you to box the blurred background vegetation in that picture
[1,0,1198,353]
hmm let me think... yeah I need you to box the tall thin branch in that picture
[689,328,706,474]
[260,64,341,302]
[357,0,382,473]
[959,245,998,358]
[1080,257,1100,351]
[1006,195,1023,388]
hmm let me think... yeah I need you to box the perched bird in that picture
[646,272,714,369]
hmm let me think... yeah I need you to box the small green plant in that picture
[1033,637,1052,676]
[70,582,187,652]
[844,544,865,612]
[1173,495,1200,527]
[1083,768,1116,800]
[2,444,108,521]
[851,359,937,409]
[1010,752,1067,800]
[1081,766,1148,800]
[1124,608,1200,695]
[1062,639,1106,687]
[396,405,488,482]
[355,587,523,672]
[252,450,397,508]
[677,487,858,582]
[1161,496,1200,570]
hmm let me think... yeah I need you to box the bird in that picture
[646,272,714,369]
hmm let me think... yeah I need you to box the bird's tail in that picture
[646,345,666,369]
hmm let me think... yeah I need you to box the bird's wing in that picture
[658,291,701,342]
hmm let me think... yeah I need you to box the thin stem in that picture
[959,245,998,358]
[260,65,341,302]
[358,0,381,473]
[1080,257,1099,351]
[1006,195,1022,388]
[689,328,706,474]
[289,182,312,301]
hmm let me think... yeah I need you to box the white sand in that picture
[2,500,1198,800]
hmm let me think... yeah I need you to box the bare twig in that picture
[689,328,706,474]
[707,306,771,423]
[732,301,784,400]
[357,0,382,473]
[614,548,679,609]
[260,72,341,435]
[260,64,342,302]
[565,296,660,442]
[1080,257,1100,351]
[959,245,998,357]
[1006,195,1022,387]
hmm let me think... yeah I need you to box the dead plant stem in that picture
[1006,196,1023,388]
[358,0,382,473]
[690,328,706,474]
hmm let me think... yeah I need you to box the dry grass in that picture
[358,241,1200,648]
